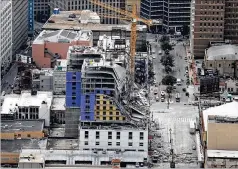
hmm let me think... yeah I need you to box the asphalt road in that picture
[1,63,18,94]
[147,34,199,166]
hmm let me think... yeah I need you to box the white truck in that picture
[189,121,196,134]
[176,78,182,86]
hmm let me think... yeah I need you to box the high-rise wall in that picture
[34,0,50,22]
[191,0,238,59]
[140,0,191,32]
[224,0,238,43]
[191,0,225,59]
[0,0,12,75]
[12,0,28,55]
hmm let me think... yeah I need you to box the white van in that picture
[176,79,182,86]
[190,121,196,134]
[1,91,6,96]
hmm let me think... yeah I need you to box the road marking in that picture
[155,117,195,123]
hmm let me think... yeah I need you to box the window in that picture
[96,142,100,145]
[103,101,106,104]
[109,112,113,115]
[96,131,100,139]
[109,117,113,120]
[103,112,106,115]
[129,132,133,139]
[128,142,133,146]
[108,142,112,146]
[103,117,106,120]
[116,112,119,115]
[85,131,88,139]
[84,141,88,145]
[139,143,144,147]
[116,132,120,139]
[140,132,144,140]
[17,134,21,138]
[116,117,119,120]
[108,131,112,139]
[219,64,221,67]
[27,134,31,137]
[210,64,212,67]
[116,142,120,146]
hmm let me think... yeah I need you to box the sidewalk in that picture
[185,46,199,85]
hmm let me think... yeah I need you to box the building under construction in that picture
[65,39,150,138]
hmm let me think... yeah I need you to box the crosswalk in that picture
[154,117,195,123]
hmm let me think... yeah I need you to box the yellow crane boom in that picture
[89,0,161,81]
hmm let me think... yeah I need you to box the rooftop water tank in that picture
[53,8,60,15]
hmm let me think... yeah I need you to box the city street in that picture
[1,63,18,94]
[147,34,199,167]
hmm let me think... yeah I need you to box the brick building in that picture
[190,0,238,58]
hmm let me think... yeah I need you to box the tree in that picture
[160,35,170,43]
[181,25,190,37]
[166,85,173,94]
[165,66,172,74]
[162,75,177,86]
[160,54,174,67]
[161,42,172,51]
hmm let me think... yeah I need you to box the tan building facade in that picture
[207,116,238,151]
[0,120,45,140]
[191,0,238,59]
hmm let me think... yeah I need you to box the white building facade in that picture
[1,91,53,126]
[12,0,28,54]
[79,127,148,153]
[0,0,13,74]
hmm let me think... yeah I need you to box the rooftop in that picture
[1,120,44,133]
[33,29,92,44]
[51,96,66,111]
[97,35,129,51]
[19,153,45,163]
[54,59,68,71]
[206,45,238,60]
[1,139,47,153]
[43,10,147,31]
[80,121,145,130]
[47,139,79,150]
[202,101,238,131]
[68,46,102,56]
[32,68,54,79]
[1,91,53,115]
[49,127,65,137]
[207,150,238,158]
[20,149,147,163]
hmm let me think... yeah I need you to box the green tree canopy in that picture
[162,75,177,86]
[160,54,174,67]
[161,42,172,51]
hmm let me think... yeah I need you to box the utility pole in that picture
[167,92,170,109]
[169,128,175,168]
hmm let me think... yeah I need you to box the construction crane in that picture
[90,0,162,83]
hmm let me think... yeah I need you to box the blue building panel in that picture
[80,93,95,121]
[66,72,82,108]
[28,0,34,35]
